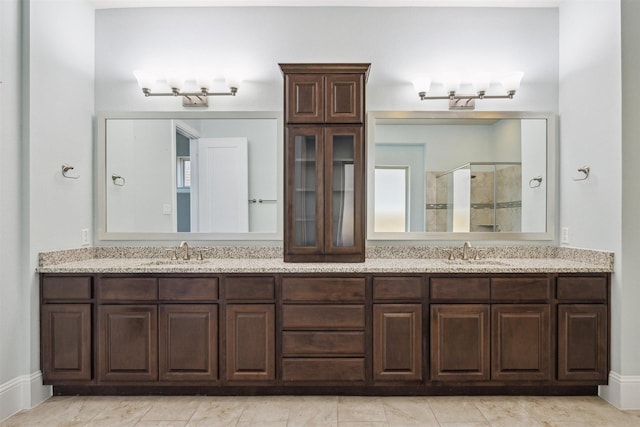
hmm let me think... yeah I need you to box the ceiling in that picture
[90,0,561,9]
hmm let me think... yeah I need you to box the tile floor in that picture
[1,395,639,427]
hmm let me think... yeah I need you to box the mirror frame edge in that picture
[96,110,284,241]
[366,110,557,242]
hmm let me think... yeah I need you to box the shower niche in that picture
[430,162,523,233]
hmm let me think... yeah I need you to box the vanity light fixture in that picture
[133,70,240,107]
[413,71,524,110]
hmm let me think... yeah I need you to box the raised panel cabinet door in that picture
[41,304,92,382]
[326,74,363,123]
[558,304,608,382]
[98,305,158,382]
[373,304,422,382]
[225,304,275,382]
[284,126,324,261]
[286,74,324,123]
[430,304,490,382]
[491,305,551,381]
[159,305,218,382]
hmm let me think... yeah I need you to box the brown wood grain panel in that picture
[286,74,324,123]
[282,305,365,329]
[41,304,92,382]
[282,331,365,356]
[225,276,275,301]
[491,304,551,381]
[282,358,365,382]
[430,278,490,302]
[98,277,157,302]
[159,305,218,381]
[557,277,607,302]
[326,74,363,123]
[558,304,608,381]
[282,277,365,302]
[430,304,490,381]
[42,276,92,301]
[491,277,551,302]
[373,304,422,382]
[373,277,422,301]
[98,305,158,382]
[159,277,218,301]
[225,304,275,382]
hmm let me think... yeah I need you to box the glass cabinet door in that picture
[325,127,363,254]
[287,127,324,254]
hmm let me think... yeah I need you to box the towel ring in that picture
[529,176,543,188]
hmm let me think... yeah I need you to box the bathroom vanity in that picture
[39,250,611,396]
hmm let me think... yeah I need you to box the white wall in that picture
[95,7,558,114]
[558,0,630,408]
[0,0,31,420]
[0,0,96,419]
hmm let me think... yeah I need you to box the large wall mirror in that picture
[97,111,282,240]
[367,111,556,241]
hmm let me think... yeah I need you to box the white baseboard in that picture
[600,371,640,410]
[0,372,51,423]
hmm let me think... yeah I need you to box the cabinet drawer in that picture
[282,305,365,329]
[225,276,275,301]
[557,277,607,302]
[282,358,365,382]
[42,276,92,301]
[430,278,490,302]
[98,277,157,302]
[491,277,551,302]
[282,278,365,302]
[373,277,422,301]
[159,278,218,301]
[282,331,365,356]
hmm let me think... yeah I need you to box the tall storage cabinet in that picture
[280,63,370,262]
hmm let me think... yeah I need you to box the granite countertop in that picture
[37,246,614,274]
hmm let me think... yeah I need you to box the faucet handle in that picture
[448,249,456,260]
[474,249,482,260]
[165,249,178,260]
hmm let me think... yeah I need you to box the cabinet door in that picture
[159,305,218,382]
[326,74,363,123]
[491,305,550,381]
[286,74,324,123]
[225,304,275,381]
[374,304,422,382]
[431,305,490,381]
[41,304,92,382]
[324,126,364,261]
[558,304,608,381]
[98,305,157,382]
[285,126,324,260]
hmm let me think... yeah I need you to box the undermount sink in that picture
[443,259,510,266]
[140,259,209,266]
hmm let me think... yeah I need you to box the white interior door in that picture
[194,137,249,232]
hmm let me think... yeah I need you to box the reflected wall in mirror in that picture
[98,112,283,240]
[367,111,555,241]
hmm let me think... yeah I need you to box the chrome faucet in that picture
[179,241,190,260]
[462,241,472,261]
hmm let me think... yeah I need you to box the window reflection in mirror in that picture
[98,112,282,240]
[367,112,555,241]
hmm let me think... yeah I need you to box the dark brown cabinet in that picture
[98,304,158,382]
[40,271,610,394]
[159,304,218,382]
[491,304,550,381]
[41,304,92,382]
[431,304,491,381]
[225,304,275,382]
[374,304,422,382]
[557,276,609,382]
[281,277,366,382]
[281,64,370,262]
[41,276,93,383]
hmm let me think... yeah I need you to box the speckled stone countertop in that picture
[37,246,613,274]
